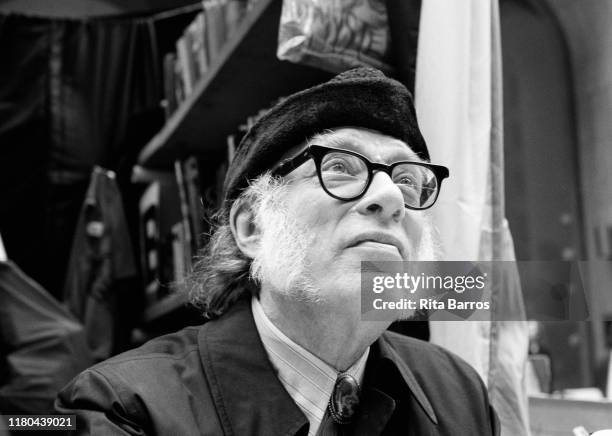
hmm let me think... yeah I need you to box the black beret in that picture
[222,67,429,203]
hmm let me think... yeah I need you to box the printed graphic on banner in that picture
[361,261,592,321]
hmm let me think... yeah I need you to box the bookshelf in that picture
[136,0,332,323]
[135,0,332,172]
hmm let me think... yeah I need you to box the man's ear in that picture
[229,199,260,259]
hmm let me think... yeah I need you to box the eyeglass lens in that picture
[319,151,439,209]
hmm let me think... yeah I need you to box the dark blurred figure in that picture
[0,260,92,414]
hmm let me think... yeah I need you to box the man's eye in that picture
[329,162,348,173]
[322,158,355,174]
[396,175,419,188]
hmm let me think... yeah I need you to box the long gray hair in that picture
[183,174,284,319]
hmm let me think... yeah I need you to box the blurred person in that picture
[56,68,500,435]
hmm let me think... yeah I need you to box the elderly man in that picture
[56,68,500,435]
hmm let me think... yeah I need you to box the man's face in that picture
[253,127,436,311]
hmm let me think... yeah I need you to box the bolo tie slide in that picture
[327,373,361,425]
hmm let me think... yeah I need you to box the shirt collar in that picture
[252,297,370,436]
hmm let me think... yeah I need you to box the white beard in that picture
[250,188,321,303]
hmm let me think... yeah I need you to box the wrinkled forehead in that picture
[282,127,423,164]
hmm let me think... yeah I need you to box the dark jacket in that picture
[56,299,500,435]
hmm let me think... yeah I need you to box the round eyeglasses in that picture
[272,145,450,210]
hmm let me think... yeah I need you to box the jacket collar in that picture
[199,298,437,435]
[375,334,438,425]
[199,298,308,436]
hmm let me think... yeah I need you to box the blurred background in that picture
[1,0,611,434]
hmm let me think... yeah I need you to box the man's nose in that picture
[355,171,405,222]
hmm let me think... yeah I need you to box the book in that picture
[139,179,183,305]
[170,222,188,283]
[174,160,193,264]
[225,0,246,37]
[189,13,209,79]
[174,57,186,106]
[176,34,196,96]
[182,157,207,250]
[162,52,178,118]
[203,0,227,64]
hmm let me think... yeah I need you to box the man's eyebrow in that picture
[309,133,351,149]
[309,134,375,154]
[381,144,422,162]
[310,133,423,162]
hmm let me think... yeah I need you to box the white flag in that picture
[415,0,530,434]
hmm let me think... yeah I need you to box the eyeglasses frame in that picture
[271,144,450,210]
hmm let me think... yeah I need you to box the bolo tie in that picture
[318,373,361,436]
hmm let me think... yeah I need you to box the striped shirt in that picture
[251,297,369,436]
